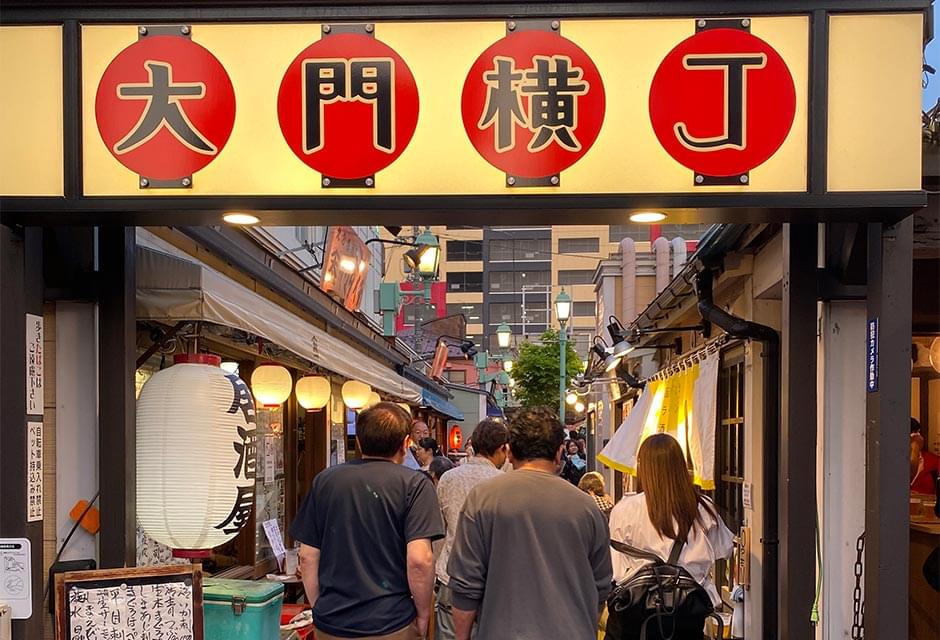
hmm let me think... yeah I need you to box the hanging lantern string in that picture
[643,334,732,384]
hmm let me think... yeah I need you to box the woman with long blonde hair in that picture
[607,434,733,639]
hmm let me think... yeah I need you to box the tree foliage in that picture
[511,329,583,410]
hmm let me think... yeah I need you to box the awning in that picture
[420,389,464,421]
[136,244,423,403]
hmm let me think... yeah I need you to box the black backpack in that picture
[605,537,724,640]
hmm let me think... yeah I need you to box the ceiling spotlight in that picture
[629,211,666,223]
[223,212,260,225]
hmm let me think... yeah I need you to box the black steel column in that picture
[0,226,44,638]
[97,226,136,567]
[864,219,912,638]
[779,223,817,640]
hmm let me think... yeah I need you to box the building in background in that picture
[383,224,709,384]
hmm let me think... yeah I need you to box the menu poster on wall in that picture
[25,313,43,416]
[27,421,42,522]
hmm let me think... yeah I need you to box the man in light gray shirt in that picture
[447,407,612,640]
[434,419,510,640]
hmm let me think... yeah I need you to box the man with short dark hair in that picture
[403,419,431,470]
[447,407,612,640]
[433,419,510,640]
[291,403,444,640]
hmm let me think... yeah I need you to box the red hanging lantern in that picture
[449,426,463,451]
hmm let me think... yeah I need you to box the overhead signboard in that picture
[0,11,924,205]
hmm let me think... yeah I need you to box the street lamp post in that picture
[554,289,572,425]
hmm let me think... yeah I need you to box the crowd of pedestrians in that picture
[291,402,733,640]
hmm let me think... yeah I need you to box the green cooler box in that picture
[203,578,285,640]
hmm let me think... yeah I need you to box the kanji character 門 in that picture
[303,58,395,154]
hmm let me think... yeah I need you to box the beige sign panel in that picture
[0,26,64,197]
[80,18,812,196]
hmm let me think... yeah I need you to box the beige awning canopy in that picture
[136,244,423,403]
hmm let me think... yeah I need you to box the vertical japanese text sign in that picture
[278,26,420,186]
[95,28,236,188]
[462,24,605,186]
[25,313,43,416]
[867,318,879,393]
[214,375,257,536]
[648,20,796,185]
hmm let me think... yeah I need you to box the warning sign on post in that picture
[27,421,43,522]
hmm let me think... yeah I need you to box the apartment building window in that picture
[447,272,484,292]
[402,302,437,327]
[489,302,520,324]
[609,225,648,243]
[558,237,600,254]
[558,270,595,285]
[444,369,467,384]
[489,238,551,261]
[490,270,550,292]
[570,332,593,358]
[573,301,596,317]
[660,224,711,240]
[446,303,483,322]
[522,307,549,325]
[446,240,483,261]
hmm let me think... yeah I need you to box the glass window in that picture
[490,302,520,324]
[518,270,550,288]
[446,240,483,261]
[570,332,593,358]
[446,272,483,292]
[558,270,595,285]
[446,303,483,322]
[489,240,514,261]
[559,237,600,254]
[489,271,515,291]
[573,301,596,317]
[609,225,649,243]
[445,369,467,384]
[402,302,437,326]
[660,224,711,241]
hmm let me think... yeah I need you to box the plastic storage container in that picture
[203,578,285,640]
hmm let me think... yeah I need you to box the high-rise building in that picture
[384,224,710,366]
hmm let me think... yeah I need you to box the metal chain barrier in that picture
[851,532,865,639]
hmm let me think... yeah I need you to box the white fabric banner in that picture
[689,353,720,489]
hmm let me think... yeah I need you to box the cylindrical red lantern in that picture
[449,426,463,451]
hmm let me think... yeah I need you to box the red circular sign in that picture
[461,31,605,179]
[95,35,236,180]
[278,34,419,180]
[649,29,796,177]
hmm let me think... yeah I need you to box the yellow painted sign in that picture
[0,14,924,198]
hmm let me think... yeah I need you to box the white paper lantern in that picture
[251,363,292,407]
[341,380,372,409]
[365,391,382,409]
[295,375,331,411]
[137,354,257,557]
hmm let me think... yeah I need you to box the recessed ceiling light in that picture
[223,212,260,225]
[629,211,667,223]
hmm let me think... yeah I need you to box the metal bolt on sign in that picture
[180,25,191,36]
[741,19,751,28]
[139,177,149,188]
[364,178,375,187]
[181,177,192,187]
[365,24,374,33]
[138,26,148,36]
[695,175,705,184]
[551,21,560,31]
[507,176,516,186]
[322,25,331,34]
[508,21,517,31]
[739,175,749,184]
[322,178,331,187]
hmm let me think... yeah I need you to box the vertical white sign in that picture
[264,435,276,485]
[0,538,32,619]
[27,422,42,522]
[25,314,43,416]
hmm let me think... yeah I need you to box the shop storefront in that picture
[0,1,931,638]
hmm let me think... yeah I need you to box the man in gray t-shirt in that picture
[447,408,612,640]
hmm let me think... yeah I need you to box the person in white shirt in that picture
[608,433,733,637]
[434,419,509,640]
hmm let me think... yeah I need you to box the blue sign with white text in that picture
[867,318,878,393]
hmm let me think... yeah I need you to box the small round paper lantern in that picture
[364,391,382,409]
[137,354,257,557]
[398,403,412,415]
[295,375,330,411]
[251,363,292,407]
[449,426,463,450]
[341,380,372,409]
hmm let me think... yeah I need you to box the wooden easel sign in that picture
[54,564,204,640]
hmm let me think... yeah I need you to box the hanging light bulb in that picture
[295,375,330,411]
[566,392,578,405]
[251,363,292,408]
[575,401,586,413]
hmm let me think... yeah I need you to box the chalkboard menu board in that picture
[55,564,203,640]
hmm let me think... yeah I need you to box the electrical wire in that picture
[43,491,101,604]
[811,509,823,624]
